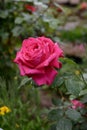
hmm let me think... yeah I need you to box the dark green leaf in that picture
[81,94,87,103]
[56,118,72,130]
[50,124,56,130]
[48,109,64,121]
[51,75,64,88]
[52,98,63,106]
[65,79,85,96]
[65,109,81,121]
[0,11,8,18]
[80,122,87,130]
[79,89,87,96]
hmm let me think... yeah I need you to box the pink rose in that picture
[71,100,85,109]
[14,36,63,86]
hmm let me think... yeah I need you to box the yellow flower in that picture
[16,123,20,128]
[0,111,5,115]
[75,70,80,75]
[0,106,11,116]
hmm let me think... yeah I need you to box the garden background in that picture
[0,0,87,130]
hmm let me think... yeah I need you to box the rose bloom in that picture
[25,4,36,12]
[80,2,87,10]
[71,100,85,109]
[14,36,63,86]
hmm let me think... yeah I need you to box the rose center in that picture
[33,45,39,50]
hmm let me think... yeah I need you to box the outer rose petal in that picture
[50,58,62,68]
[32,67,57,85]
[55,43,64,57]
[14,51,34,68]
[17,63,44,76]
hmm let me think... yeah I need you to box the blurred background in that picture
[0,0,87,130]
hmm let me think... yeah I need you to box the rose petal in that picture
[36,44,63,69]
[14,51,34,68]
[17,63,44,76]
[18,63,25,76]
[55,43,64,57]
[32,67,57,85]
[50,58,62,68]
[36,53,56,68]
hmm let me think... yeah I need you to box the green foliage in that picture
[0,77,49,130]
[48,58,87,130]
[56,118,72,130]
[48,109,64,121]
[65,78,85,96]
[65,109,82,122]
[0,0,87,130]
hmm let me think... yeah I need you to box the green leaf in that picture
[80,122,87,130]
[50,124,56,130]
[48,109,64,121]
[79,89,87,96]
[69,95,77,100]
[65,109,81,121]
[60,58,77,66]
[12,26,23,37]
[18,77,31,89]
[49,19,59,29]
[22,13,31,22]
[60,58,79,73]
[52,98,63,106]
[81,94,87,103]
[65,79,85,96]
[0,11,8,18]
[51,75,64,88]
[15,17,24,24]
[56,118,72,130]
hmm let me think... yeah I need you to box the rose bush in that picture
[14,36,63,86]
[71,100,85,109]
